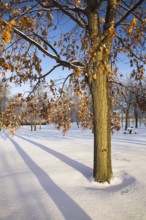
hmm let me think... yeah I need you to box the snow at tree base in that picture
[0,124,146,220]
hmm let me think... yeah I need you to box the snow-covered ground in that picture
[0,124,146,220]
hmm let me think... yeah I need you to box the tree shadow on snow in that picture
[16,134,92,180]
[86,172,136,193]
[9,137,91,220]
[112,138,146,147]
[15,128,92,142]
[0,149,51,220]
[0,131,8,140]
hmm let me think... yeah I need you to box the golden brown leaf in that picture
[99,18,105,23]
[2,30,12,45]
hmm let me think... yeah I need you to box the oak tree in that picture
[0,0,145,182]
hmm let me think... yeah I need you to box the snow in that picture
[0,124,146,220]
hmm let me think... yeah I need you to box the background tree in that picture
[115,80,135,130]
[0,0,145,183]
[0,82,10,126]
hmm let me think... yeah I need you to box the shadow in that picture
[15,129,60,141]
[112,138,146,147]
[86,172,136,193]
[9,137,91,220]
[16,135,92,180]
[15,126,93,142]
[114,157,130,162]
[0,131,8,140]
[0,149,49,220]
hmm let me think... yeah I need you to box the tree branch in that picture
[2,20,83,70]
[28,81,40,97]
[117,35,143,61]
[57,72,74,101]
[32,31,61,58]
[45,1,87,28]
[11,3,39,20]
[3,20,60,60]
[39,0,86,14]
[104,0,117,31]
[37,64,61,79]
[115,0,145,28]
[118,2,144,23]
[0,37,22,56]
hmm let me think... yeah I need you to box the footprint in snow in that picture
[121,188,129,194]
[121,187,134,195]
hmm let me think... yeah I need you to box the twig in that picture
[115,0,145,28]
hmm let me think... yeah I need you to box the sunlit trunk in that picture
[91,69,112,182]
[87,0,117,182]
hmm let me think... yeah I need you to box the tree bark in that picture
[91,68,112,182]
[86,0,117,182]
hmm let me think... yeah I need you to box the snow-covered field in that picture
[0,124,146,220]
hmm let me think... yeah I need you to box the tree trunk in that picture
[87,0,117,183]
[91,72,112,183]
[39,120,42,129]
[31,121,33,131]
[128,116,131,128]
[135,112,138,129]
[34,113,36,131]
[76,114,79,128]
[121,113,124,127]
[34,121,36,131]
[139,118,142,126]
[125,112,129,130]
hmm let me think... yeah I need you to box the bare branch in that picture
[43,1,87,28]
[0,37,22,56]
[38,0,86,13]
[115,0,145,28]
[61,73,73,91]
[11,3,39,20]
[117,35,144,62]
[57,72,74,101]
[28,80,40,97]
[37,64,61,79]
[32,31,60,58]
[118,2,144,23]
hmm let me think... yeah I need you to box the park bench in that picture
[124,127,137,134]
